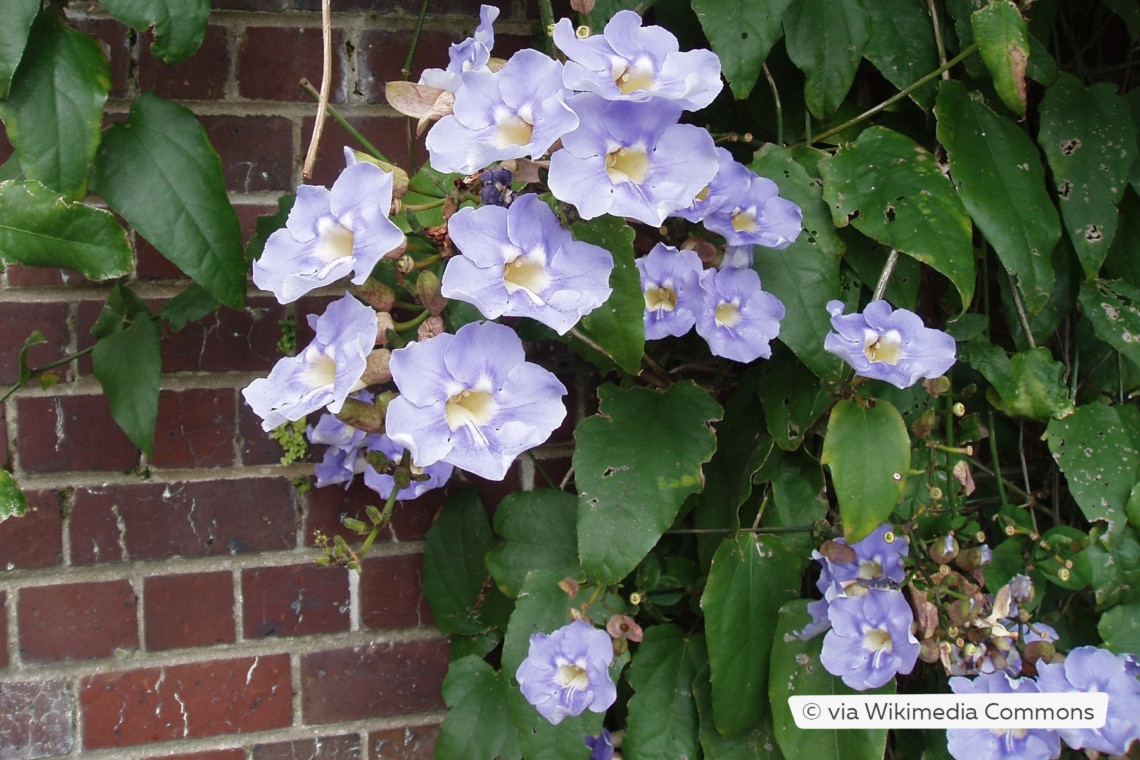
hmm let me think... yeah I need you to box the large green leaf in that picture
[0,180,132,280]
[965,341,1073,420]
[486,490,582,598]
[970,0,1030,116]
[100,0,209,64]
[692,0,791,99]
[702,533,803,736]
[571,215,643,374]
[1105,0,1140,40]
[92,315,162,456]
[0,12,109,200]
[0,470,28,524]
[821,399,910,543]
[783,0,869,120]
[1038,73,1137,278]
[437,656,522,760]
[820,126,976,309]
[769,601,891,760]
[92,92,246,308]
[624,625,706,760]
[1079,279,1140,368]
[861,0,939,110]
[0,0,38,98]
[1086,525,1140,609]
[575,382,722,584]
[759,353,831,451]
[694,666,784,759]
[1099,602,1140,655]
[936,81,1060,314]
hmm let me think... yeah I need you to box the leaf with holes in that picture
[1079,279,1140,368]
[100,0,209,63]
[692,0,791,99]
[783,0,869,120]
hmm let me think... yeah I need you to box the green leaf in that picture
[965,341,1073,420]
[1037,525,1093,590]
[92,92,246,308]
[424,489,514,635]
[783,0,869,120]
[769,601,892,760]
[842,231,922,311]
[0,180,132,280]
[1044,404,1140,534]
[820,126,976,310]
[0,0,38,98]
[1038,73,1137,278]
[0,12,110,200]
[575,382,722,584]
[437,656,522,760]
[760,349,831,451]
[1080,279,1140,368]
[16,330,46,387]
[936,80,1059,313]
[702,533,804,736]
[158,284,220,332]
[692,0,791,99]
[861,0,939,110]
[970,0,1030,116]
[486,490,582,598]
[0,469,28,524]
[1103,0,1140,40]
[624,625,706,760]
[1086,524,1140,608]
[570,215,643,374]
[100,0,209,64]
[750,144,845,256]
[821,399,910,544]
[92,315,162,456]
[694,665,784,759]
[1099,602,1140,655]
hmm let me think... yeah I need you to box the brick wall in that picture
[0,1,566,757]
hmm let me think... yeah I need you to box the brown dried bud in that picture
[919,638,943,663]
[333,395,387,434]
[606,614,644,643]
[418,315,445,341]
[416,270,448,315]
[570,0,595,13]
[359,349,392,386]
[374,312,396,346]
[912,408,938,439]
[955,545,992,573]
[353,279,397,312]
[947,598,977,628]
[818,539,858,565]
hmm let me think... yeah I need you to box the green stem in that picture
[393,308,432,332]
[872,249,900,302]
[404,0,432,168]
[763,63,783,147]
[538,0,556,56]
[987,410,1009,505]
[403,198,445,212]
[357,489,401,562]
[300,79,389,162]
[0,345,96,405]
[412,253,441,270]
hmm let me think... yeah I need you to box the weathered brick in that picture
[360,552,432,631]
[370,724,440,760]
[242,563,350,639]
[138,25,230,100]
[238,27,347,102]
[149,389,236,469]
[16,395,139,474]
[160,297,289,373]
[239,402,291,466]
[300,638,450,723]
[201,114,296,193]
[3,262,80,286]
[0,590,6,670]
[80,654,292,749]
[69,479,297,565]
[144,572,236,651]
[67,16,131,98]
[300,114,423,187]
[18,580,138,662]
[304,478,439,548]
[0,679,74,758]
[252,734,362,760]
[357,30,453,101]
[0,490,63,571]
[0,302,70,385]
[133,235,190,280]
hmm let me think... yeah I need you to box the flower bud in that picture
[919,638,942,663]
[353,279,396,312]
[947,598,976,628]
[359,349,393,386]
[955,544,992,572]
[416,270,448,315]
[912,408,938,439]
[929,535,960,564]
[818,539,858,564]
[375,312,396,346]
[418,315,445,341]
[1008,573,1034,605]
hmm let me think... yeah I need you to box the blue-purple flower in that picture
[361,433,454,500]
[1036,646,1140,755]
[694,266,784,362]
[252,162,405,304]
[637,243,705,339]
[553,11,722,111]
[824,300,957,389]
[426,49,578,175]
[243,294,378,431]
[384,321,567,481]
[418,4,498,93]
[947,673,1061,760]
[308,391,374,488]
[548,94,717,226]
[515,620,617,725]
[819,588,920,690]
[441,194,614,334]
[584,729,614,760]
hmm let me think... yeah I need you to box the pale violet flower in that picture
[819,588,920,691]
[384,321,567,480]
[252,162,405,304]
[947,674,1060,760]
[824,300,957,389]
[426,49,578,175]
[243,294,378,431]
[442,193,613,334]
[1036,646,1140,755]
[695,266,784,363]
[362,434,454,501]
[553,11,722,111]
[584,729,615,760]
[515,620,617,725]
[308,390,373,488]
[548,94,717,226]
[418,4,498,93]
[636,243,705,340]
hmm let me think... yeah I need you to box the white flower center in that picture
[605,145,650,185]
[731,208,759,234]
[495,113,534,149]
[302,348,338,388]
[316,216,355,262]
[856,559,884,580]
[863,329,903,365]
[445,389,495,431]
[502,252,550,299]
[715,301,740,328]
[554,662,589,695]
[614,59,655,94]
[645,285,677,312]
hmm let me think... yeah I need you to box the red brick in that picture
[300,638,450,723]
[301,114,424,187]
[80,654,292,749]
[134,235,189,280]
[138,25,230,100]
[16,394,139,474]
[0,302,71,385]
[147,751,246,760]
[0,590,6,670]
[69,479,297,565]
[68,17,131,98]
[370,724,440,759]
[149,389,236,469]
[160,297,289,373]
[18,580,138,662]
[304,478,438,548]
[0,489,63,570]
[360,553,433,631]
[144,572,236,651]
[238,26,347,102]
[358,30,453,101]
[253,734,361,760]
[0,680,75,756]
[243,564,350,638]
[201,114,295,193]
[240,402,291,466]
[0,122,12,163]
